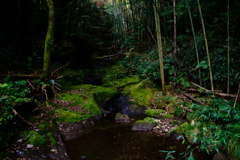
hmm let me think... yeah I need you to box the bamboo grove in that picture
[110,0,240,93]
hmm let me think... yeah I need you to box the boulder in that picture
[114,113,131,123]
[132,117,157,131]
[212,153,229,160]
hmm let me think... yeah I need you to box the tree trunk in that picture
[43,0,55,81]
[197,0,214,93]
[173,0,177,78]
[153,0,166,95]
[227,0,230,94]
[186,0,202,85]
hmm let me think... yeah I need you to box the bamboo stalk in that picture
[186,0,202,85]
[227,0,230,94]
[173,0,177,78]
[197,0,214,93]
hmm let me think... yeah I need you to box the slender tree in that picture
[227,0,230,94]
[153,0,166,94]
[173,0,177,78]
[43,0,55,81]
[197,0,214,92]
[186,0,202,85]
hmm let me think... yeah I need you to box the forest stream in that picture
[64,93,211,160]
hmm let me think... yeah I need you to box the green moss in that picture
[165,85,172,91]
[145,109,165,117]
[51,108,93,123]
[167,122,189,135]
[52,84,118,123]
[123,81,155,107]
[46,132,57,146]
[162,114,174,118]
[102,77,140,87]
[59,93,100,114]
[22,130,46,146]
[143,117,157,122]
[37,121,58,134]
[135,117,156,123]
[132,105,138,108]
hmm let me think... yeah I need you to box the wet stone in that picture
[114,113,131,123]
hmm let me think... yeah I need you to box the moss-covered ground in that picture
[50,84,118,123]
[17,84,119,155]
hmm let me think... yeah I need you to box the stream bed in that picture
[64,117,211,160]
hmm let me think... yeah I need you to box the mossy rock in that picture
[167,122,189,136]
[51,84,118,123]
[51,108,96,123]
[102,77,140,87]
[162,114,174,118]
[123,81,155,107]
[132,117,157,131]
[22,130,46,146]
[135,117,157,123]
[145,109,165,117]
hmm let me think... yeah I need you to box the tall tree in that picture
[227,0,230,94]
[43,0,55,81]
[153,0,166,95]
[197,0,214,92]
[173,0,177,78]
[186,0,202,85]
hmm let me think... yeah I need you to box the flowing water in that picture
[64,117,211,160]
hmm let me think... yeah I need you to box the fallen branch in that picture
[182,107,193,112]
[234,83,240,107]
[12,109,33,127]
[0,74,58,78]
[51,62,70,76]
[191,82,239,98]
[93,53,125,59]
[182,92,204,105]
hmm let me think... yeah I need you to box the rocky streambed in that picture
[2,79,223,160]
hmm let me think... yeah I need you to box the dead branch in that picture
[182,92,204,105]
[51,62,70,76]
[186,88,222,93]
[148,26,157,44]
[93,53,125,59]
[182,107,193,112]
[234,83,240,107]
[27,79,35,91]
[191,82,239,98]
[0,74,57,78]
[12,109,33,127]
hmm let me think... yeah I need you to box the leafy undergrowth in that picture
[1,83,119,159]
[186,99,240,159]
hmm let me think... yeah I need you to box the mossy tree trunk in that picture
[153,0,166,95]
[43,0,55,81]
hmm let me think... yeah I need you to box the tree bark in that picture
[43,0,55,81]
[173,0,177,78]
[153,0,166,95]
